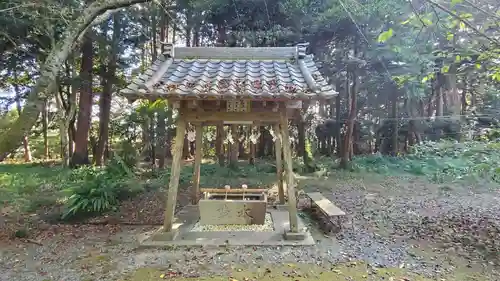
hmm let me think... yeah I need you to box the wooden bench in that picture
[306,192,346,217]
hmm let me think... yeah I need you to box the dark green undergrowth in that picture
[63,160,278,219]
[351,141,500,184]
[159,161,278,187]
[0,156,279,220]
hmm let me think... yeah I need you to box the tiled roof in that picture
[119,43,336,101]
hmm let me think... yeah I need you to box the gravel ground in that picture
[1,174,499,281]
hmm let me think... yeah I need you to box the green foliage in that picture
[62,170,121,219]
[377,28,394,43]
[157,162,278,189]
[61,160,142,220]
[62,145,140,219]
[353,141,500,184]
[105,141,138,176]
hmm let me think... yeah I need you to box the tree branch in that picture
[0,0,157,160]
[423,0,500,46]
[409,1,428,27]
[0,3,36,13]
[462,0,500,22]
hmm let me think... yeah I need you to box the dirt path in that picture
[1,174,499,281]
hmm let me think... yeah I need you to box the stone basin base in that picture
[199,192,267,225]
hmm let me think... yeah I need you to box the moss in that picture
[125,262,495,281]
[125,263,437,281]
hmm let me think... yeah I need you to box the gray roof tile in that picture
[120,44,336,101]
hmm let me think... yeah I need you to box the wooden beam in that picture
[163,115,187,231]
[199,121,278,126]
[200,188,267,193]
[191,124,203,205]
[273,123,285,204]
[280,109,299,233]
[182,111,280,123]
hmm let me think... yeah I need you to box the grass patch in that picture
[0,161,71,212]
[0,160,278,218]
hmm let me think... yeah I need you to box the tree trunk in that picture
[391,87,399,155]
[297,115,312,171]
[70,30,94,167]
[216,124,224,166]
[185,11,192,47]
[461,78,467,116]
[297,117,306,159]
[471,79,477,108]
[249,126,256,165]
[0,0,155,161]
[340,66,356,168]
[408,98,420,145]
[193,23,200,47]
[56,92,69,167]
[258,126,266,157]
[435,74,444,140]
[67,58,78,159]
[229,124,239,167]
[96,14,120,166]
[436,76,444,117]
[157,5,169,168]
[42,100,49,159]
[13,72,32,163]
[216,24,226,46]
[150,113,156,167]
[335,84,342,155]
[151,6,158,61]
[419,99,425,117]
[182,134,190,159]
[238,127,245,157]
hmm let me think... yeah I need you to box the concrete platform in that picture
[138,205,315,247]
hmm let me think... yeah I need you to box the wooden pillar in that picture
[280,110,299,233]
[272,123,285,204]
[191,123,203,205]
[163,115,187,231]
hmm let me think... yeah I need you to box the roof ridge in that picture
[160,43,312,61]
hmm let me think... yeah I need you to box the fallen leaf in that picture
[159,273,165,278]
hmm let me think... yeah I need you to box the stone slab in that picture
[284,231,307,240]
[138,205,315,247]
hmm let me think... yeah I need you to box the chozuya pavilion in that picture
[120,42,336,245]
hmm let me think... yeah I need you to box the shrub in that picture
[62,171,121,219]
[62,155,137,219]
[352,140,500,184]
